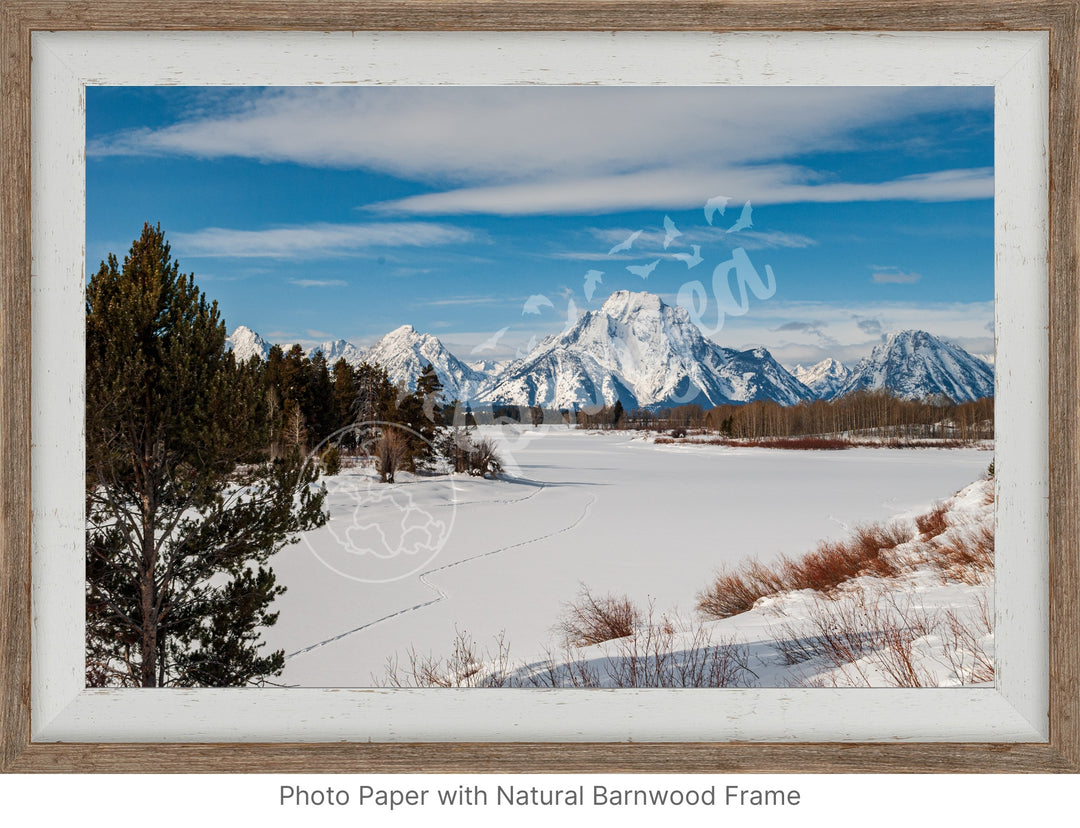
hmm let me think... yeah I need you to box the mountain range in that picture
[226,291,994,408]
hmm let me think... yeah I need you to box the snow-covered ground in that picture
[265,425,992,686]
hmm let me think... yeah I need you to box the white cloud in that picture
[369,166,992,216]
[289,279,348,288]
[872,267,923,284]
[419,295,516,308]
[171,222,479,259]
[91,86,992,214]
[710,299,994,365]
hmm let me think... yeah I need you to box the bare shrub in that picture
[468,436,503,478]
[439,428,504,478]
[531,605,758,688]
[874,619,933,687]
[379,628,513,687]
[915,503,949,540]
[941,600,995,685]
[772,590,935,687]
[376,428,409,483]
[933,524,994,583]
[730,437,851,450]
[557,584,640,646]
[603,607,757,688]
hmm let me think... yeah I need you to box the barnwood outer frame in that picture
[1,1,1077,774]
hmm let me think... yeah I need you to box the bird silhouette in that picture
[663,215,683,249]
[672,245,703,269]
[522,294,555,315]
[704,195,731,225]
[583,270,604,301]
[516,335,538,359]
[608,229,643,255]
[626,259,660,280]
[726,201,753,233]
[562,298,580,333]
[470,326,509,354]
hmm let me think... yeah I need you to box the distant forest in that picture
[571,392,994,443]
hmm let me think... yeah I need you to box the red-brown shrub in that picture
[915,503,949,539]
[557,585,641,646]
[933,525,994,583]
[698,522,909,619]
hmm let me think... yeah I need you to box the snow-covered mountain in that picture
[364,324,487,403]
[468,358,508,377]
[792,358,852,400]
[479,291,814,410]
[227,302,994,409]
[307,338,366,368]
[225,325,272,363]
[837,330,995,403]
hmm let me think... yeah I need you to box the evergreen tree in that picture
[303,350,335,444]
[415,362,445,427]
[612,399,625,429]
[85,223,327,687]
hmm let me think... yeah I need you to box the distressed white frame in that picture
[30,30,1048,743]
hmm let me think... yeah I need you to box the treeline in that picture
[252,346,503,481]
[576,391,994,442]
[258,345,435,456]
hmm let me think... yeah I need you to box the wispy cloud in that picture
[369,166,992,216]
[854,315,884,335]
[171,222,479,259]
[419,295,513,308]
[871,267,923,284]
[700,299,993,366]
[91,86,992,216]
[289,278,348,288]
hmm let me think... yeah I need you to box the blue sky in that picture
[86,86,994,366]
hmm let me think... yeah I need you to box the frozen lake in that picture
[265,425,992,686]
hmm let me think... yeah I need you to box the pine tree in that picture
[415,362,445,427]
[612,399,625,429]
[85,223,327,687]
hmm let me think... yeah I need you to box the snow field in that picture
[265,425,992,686]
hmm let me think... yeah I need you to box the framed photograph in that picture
[2,1,1078,773]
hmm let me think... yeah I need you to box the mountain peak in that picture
[225,325,270,362]
[366,325,482,401]
[600,290,665,317]
[839,329,993,402]
[793,357,851,400]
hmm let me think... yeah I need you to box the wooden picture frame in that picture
[1,0,1077,774]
